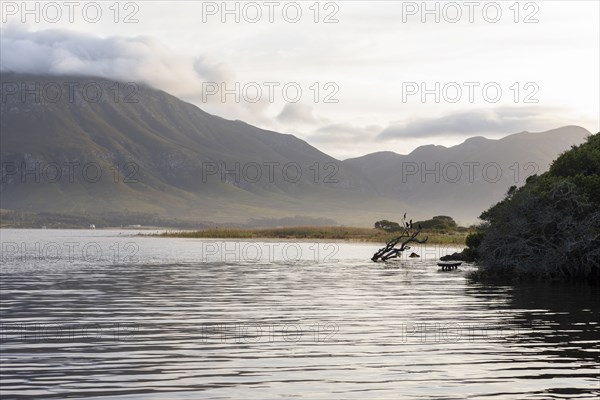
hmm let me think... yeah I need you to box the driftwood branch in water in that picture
[371,225,428,262]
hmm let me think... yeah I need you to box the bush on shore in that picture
[469,133,600,281]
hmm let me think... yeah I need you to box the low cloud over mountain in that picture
[0,26,230,100]
[378,108,582,140]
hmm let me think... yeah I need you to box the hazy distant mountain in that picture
[0,73,402,226]
[344,126,591,222]
[0,73,590,226]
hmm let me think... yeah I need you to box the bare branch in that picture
[372,220,428,262]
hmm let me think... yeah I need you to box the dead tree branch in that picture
[371,225,428,262]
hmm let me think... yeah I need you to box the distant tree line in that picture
[375,215,462,232]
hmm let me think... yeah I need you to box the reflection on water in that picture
[1,230,598,399]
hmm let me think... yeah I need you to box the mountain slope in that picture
[0,73,401,225]
[343,126,591,222]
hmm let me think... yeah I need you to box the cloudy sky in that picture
[1,0,598,159]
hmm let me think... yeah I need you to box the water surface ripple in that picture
[1,230,598,399]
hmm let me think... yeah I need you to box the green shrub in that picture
[374,219,402,232]
[473,133,600,281]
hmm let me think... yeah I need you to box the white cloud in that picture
[378,107,593,140]
[0,26,228,100]
[312,123,381,143]
[276,103,320,125]
[0,29,195,95]
[0,25,287,126]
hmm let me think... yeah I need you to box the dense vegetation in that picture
[374,216,465,233]
[470,133,600,281]
[415,216,459,231]
[374,220,402,232]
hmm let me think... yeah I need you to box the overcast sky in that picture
[1,0,598,159]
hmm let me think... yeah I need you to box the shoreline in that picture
[151,226,469,245]
[0,226,470,245]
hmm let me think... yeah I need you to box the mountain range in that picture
[0,73,591,226]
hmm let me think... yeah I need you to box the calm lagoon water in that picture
[1,229,598,399]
